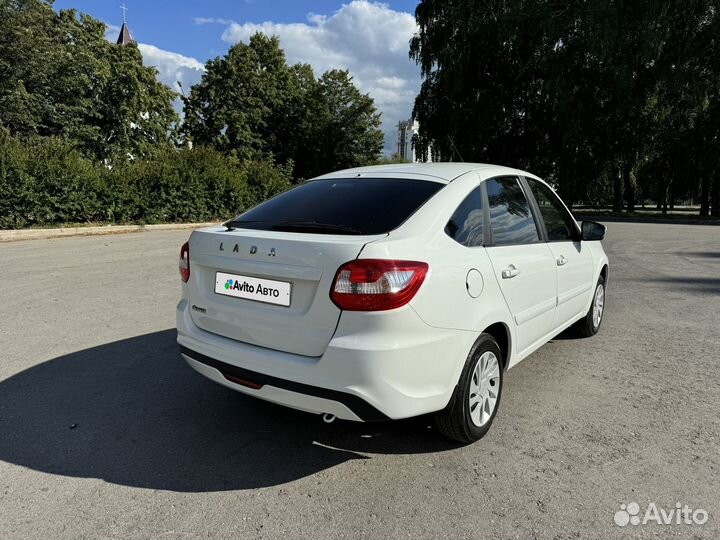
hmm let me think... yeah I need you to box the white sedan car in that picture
[177,163,608,443]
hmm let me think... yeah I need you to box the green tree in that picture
[0,0,177,162]
[300,69,383,179]
[0,1,107,140]
[183,33,383,180]
[94,43,178,162]
[182,34,298,163]
[410,0,720,215]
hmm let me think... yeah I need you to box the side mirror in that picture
[581,220,606,241]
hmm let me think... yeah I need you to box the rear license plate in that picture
[214,271,291,307]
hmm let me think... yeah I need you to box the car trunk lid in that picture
[186,227,384,357]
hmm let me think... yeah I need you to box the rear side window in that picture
[486,177,541,246]
[445,186,484,247]
[228,178,444,235]
[526,178,578,241]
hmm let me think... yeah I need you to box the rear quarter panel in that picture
[359,171,517,370]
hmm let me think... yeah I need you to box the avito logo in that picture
[224,279,255,293]
[614,502,709,527]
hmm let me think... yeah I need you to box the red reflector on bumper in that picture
[223,373,263,390]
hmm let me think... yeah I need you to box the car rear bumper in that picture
[181,346,385,421]
[176,298,474,421]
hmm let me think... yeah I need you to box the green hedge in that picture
[0,130,292,229]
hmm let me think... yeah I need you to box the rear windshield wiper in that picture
[270,220,363,235]
[224,219,363,234]
[223,219,266,231]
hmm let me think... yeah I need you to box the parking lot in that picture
[1,222,718,539]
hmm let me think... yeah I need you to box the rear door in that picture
[483,176,557,353]
[524,177,594,327]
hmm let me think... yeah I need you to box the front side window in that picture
[486,177,540,246]
[445,186,484,247]
[526,179,578,241]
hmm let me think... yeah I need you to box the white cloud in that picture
[137,44,205,95]
[220,1,420,153]
[104,23,121,42]
[194,17,236,26]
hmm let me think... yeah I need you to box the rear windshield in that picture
[227,178,444,235]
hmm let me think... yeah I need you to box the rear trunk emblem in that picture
[219,242,273,256]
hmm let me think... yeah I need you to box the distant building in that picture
[116,5,134,45]
[396,119,432,163]
[116,22,133,45]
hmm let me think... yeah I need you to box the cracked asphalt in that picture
[0,222,718,539]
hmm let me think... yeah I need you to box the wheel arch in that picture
[600,263,609,285]
[482,322,512,371]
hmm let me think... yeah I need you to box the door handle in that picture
[501,264,520,279]
[556,255,568,266]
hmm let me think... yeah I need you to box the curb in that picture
[0,223,221,243]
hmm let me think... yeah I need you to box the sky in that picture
[53,0,423,153]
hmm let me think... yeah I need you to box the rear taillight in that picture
[179,241,190,282]
[330,259,429,311]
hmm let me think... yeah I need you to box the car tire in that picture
[575,274,606,337]
[434,334,503,444]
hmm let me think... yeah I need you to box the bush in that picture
[0,130,105,228]
[103,145,248,224]
[0,130,293,229]
[243,158,293,211]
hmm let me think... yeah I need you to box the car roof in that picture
[312,163,542,184]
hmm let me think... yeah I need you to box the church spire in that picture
[116,4,133,45]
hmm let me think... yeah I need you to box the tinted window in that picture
[445,186,484,247]
[526,179,577,241]
[486,177,540,245]
[228,178,443,235]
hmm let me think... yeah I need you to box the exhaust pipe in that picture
[322,413,336,424]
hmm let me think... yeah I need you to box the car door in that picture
[524,177,595,328]
[483,176,557,354]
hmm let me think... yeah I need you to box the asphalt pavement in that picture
[0,222,718,539]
